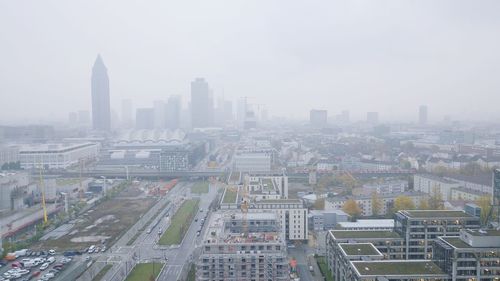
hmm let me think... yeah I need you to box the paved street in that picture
[288,244,325,281]
[75,180,218,281]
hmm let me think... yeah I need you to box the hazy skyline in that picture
[1,1,500,124]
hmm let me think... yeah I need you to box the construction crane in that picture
[38,168,48,226]
[240,176,250,237]
[78,159,85,201]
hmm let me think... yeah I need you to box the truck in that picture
[15,249,28,257]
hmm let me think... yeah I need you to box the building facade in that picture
[433,229,500,281]
[91,55,111,131]
[196,212,289,281]
[191,78,212,128]
[250,199,308,241]
[19,143,100,169]
[234,152,271,172]
[394,210,481,259]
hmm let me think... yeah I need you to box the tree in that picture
[476,196,493,225]
[393,195,415,213]
[429,185,444,210]
[371,192,383,216]
[342,199,362,218]
[418,198,429,210]
[313,198,325,210]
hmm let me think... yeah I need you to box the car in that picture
[18,269,30,275]
[43,272,55,279]
[48,250,55,256]
[101,246,106,252]
[39,263,49,271]
[95,247,100,253]
[53,264,64,269]
[31,271,41,278]
[47,257,55,264]
[48,269,58,274]
[2,273,11,279]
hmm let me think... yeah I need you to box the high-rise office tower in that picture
[153,100,166,129]
[310,109,328,127]
[237,97,247,129]
[91,55,111,131]
[419,105,428,125]
[165,95,181,130]
[366,112,379,124]
[121,99,133,129]
[190,78,211,128]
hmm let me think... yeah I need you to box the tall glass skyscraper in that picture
[91,55,111,131]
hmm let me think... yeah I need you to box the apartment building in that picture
[250,199,308,240]
[326,229,406,280]
[414,174,460,201]
[246,174,288,200]
[325,191,426,217]
[394,210,481,259]
[433,229,500,281]
[196,212,289,281]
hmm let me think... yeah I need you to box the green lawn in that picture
[124,263,163,281]
[191,182,209,194]
[158,199,199,245]
[92,264,113,281]
[186,264,196,281]
[222,188,237,203]
[315,256,334,281]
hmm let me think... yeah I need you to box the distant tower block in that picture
[309,170,317,185]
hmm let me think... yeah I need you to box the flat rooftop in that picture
[339,243,382,256]
[464,229,500,237]
[330,230,401,239]
[352,261,446,277]
[338,219,394,229]
[441,237,472,248]
[402,210,472,218]
[255,199,302,204]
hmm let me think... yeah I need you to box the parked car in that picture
[48,250,55,256]
[40,263,49,271]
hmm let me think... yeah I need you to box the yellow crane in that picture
[240,178,250,237]
[38,168,48,226]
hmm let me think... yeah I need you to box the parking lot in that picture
[0,249,78,281]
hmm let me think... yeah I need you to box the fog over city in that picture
[4,2,500,281]
[1,0,500,124]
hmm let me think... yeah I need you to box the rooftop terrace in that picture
[339,243,382,256]
[352,261,446,276]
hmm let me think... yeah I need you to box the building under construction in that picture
[196,211,289,281]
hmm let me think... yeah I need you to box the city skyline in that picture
[2,1,500,123]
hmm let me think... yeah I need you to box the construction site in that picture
[33,189,155,251]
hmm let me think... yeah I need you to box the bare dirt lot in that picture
[34,187,155,251]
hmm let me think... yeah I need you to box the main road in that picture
[82,180,219,281]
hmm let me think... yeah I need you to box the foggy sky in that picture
[1,0,500,124]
